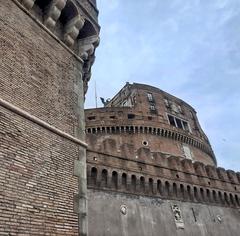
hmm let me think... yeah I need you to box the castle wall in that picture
[0,105,79,235]
[85,82,216,166]
[1,0,83,137]
[87,133,215,166]
[0,0,99,235]
[88,189,240,236]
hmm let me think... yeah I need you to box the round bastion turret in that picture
[85,82,216,166]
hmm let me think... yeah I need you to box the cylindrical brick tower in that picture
[85,82,216,166]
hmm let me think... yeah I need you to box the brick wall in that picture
[0,0,83,137]
[0,0,88,234]
[0,106,79,235]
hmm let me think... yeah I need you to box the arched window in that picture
[218,191,223,204]
[140,176,145,193]
[122,173,127,190]
[224,192,230,206]
[157,180,162,195]
[180,184,185,199]
[90,167,97,186]
[112,171,118,189]
[200,188,205,202]
[149,178,154,194]
[101,169,108,188]
[187,185,192,201]
[229,194,235,206]
[235,195,240,206]
[206,189,211,202]
[172,183,177,198]
[165,181,170,197]
[212,190,217,203]
[131,175,137,192]
[194,187,198,201]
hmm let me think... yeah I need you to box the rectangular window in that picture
[182,121,189,131]
[150,105,156,110]
[175,118,183,129]
[147,93,154,102]
[128,114,135,119]
[88,116,96,121]
[168,115,176,127]
[167,114,190,132]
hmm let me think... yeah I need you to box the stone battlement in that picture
[87,146,240,208]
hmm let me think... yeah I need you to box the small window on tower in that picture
[182,121,189,132]
[168,115,176,127]
[88,116,96,121]
[150,105,156,111]
[147,93,154,102]
[128,114,135,119]
[175,118,183,129]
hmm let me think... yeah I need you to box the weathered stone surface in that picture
[88,189,240,236]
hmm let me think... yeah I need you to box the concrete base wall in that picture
[88,189,240,236]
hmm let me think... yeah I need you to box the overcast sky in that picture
[85,0,240,171]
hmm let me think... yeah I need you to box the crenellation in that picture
[87,163,240,208]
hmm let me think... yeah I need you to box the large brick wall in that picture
[0,105,79,235]
[0,0,99,235]
[0,0,83,137]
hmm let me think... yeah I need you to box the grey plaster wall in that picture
[88,189,240,236]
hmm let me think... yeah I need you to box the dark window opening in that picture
[90,167,97,185]
[88,116,96,121]
[149,178,154,194]
[168,115,176,127]
[131,175,137,192]
[112,171,118,189]
[128,114,135,119]
[101,169,108,187]
[140,177,145,193]
[168,114,190,132]
[148,116,152,120]
[176,118,183,129]
[122,173,127,190]
[182,121,189,131]
[150,105,157,114]
[150,105,156,110]
[110,116,116,119]
[147,93,154,102]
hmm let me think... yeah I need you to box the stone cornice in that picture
[86,124,216,164]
